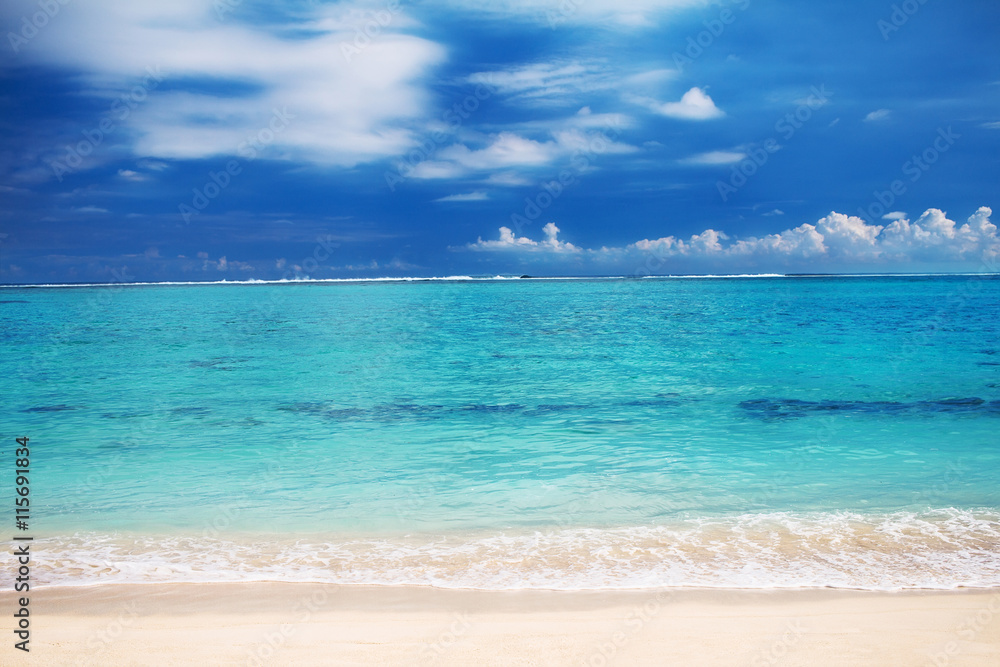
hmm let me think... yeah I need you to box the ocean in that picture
[2,274,999,590]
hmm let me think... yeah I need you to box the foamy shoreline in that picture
[31,508,1000,590]
[3,583,997,665]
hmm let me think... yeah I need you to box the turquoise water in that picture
[2,275,999,589]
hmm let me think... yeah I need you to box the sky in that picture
[0,0,998,283]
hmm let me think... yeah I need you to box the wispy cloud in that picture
[440,0,706,27]
[117,169,145,181]
[406,128,636,180]
[680,150,746,166]
[864,108,892,122]
[7,1,446,169]
[469,62,615,107]
[434,191,489,202]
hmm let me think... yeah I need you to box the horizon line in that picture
[3,272,1000,289]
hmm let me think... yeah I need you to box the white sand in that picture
[1,584,998,665]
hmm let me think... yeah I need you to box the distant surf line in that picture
[4,272,1000,289]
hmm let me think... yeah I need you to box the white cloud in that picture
[878,207,999,262]
[407,128,636,180]
[631,228,731,256]
[883,211,907,220]
[635,208,998,265]
[649,87,724,120]
[460,208,999,269]
[468,61,675,114]
[439,132,560,169]
[469,62,614,106]
[73,206,109,214]
[980,121,1000,130]
[8,0,446,168]
[434,191,489,202]
[482,172,534,187]
[762,209,784,216]
[624,69,677,87]
[864,109,892,122]
[466,222,580,252]
[136,159,169,171]
[680,150,746,166]
[499,108,635,137]
[441,0,705,27]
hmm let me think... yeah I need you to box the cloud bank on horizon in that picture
[0,0,998,282]
[464,207,999,273]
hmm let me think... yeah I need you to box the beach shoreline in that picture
[3,583,998,665]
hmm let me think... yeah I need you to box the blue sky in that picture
[1,0,998,283]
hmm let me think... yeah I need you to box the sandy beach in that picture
[2,584,997,666]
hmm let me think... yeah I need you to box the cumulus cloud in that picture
[460,208,999,270]
[465,222,580,252]
[651,87,724,120]
[631,208,998,266]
